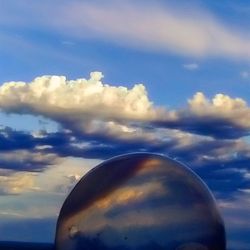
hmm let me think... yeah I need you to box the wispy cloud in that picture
[1,1,250,59]
[0,172,36,195]
[241,71,250,79]
[183,63,199,71]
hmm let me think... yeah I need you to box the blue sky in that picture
[0,0,250,249]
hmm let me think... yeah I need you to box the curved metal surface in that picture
[55,153,226,250]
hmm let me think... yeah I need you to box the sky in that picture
[0,0,250,249]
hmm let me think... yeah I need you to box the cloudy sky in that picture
[0,0,250,249]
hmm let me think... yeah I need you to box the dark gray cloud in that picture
[154,116,250,139]
[0,125,250,197]
[0,127,59,172]
[0,127,36,151]
[0,152,57,172]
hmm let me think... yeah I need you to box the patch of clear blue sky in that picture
[0,113,58,132]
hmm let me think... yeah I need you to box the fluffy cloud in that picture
[187,92,250,135]
[2,73,250,140]
[1,1,250,59]
[1,73,250,196]
[156,92,250,139]
[188,92,248,118]
[0,72,157,123]
[187,92,250,129]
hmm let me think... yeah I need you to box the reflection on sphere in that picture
[55,153,226,250]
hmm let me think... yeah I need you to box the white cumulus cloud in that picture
[1,72,250,140]
[0,72,157,123]
[187,92,250,127]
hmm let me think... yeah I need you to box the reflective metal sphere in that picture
[55,153,226,250]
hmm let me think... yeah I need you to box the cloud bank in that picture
[1,72,250,140]
[0,72,250,198]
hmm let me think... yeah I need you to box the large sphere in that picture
[55,153,226,250]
